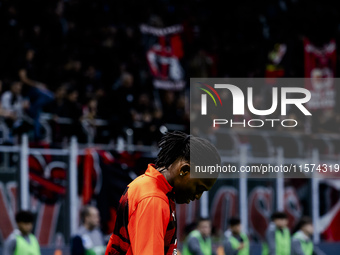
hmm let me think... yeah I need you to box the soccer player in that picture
[224,217,249,255]
[182,218,215,255]
[291,217,325,255]
[105,131,221,255]
[262,212,291,255]
[71,205,106,255]
[3,210,41,255]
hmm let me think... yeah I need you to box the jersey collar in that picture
[145,164,173,194]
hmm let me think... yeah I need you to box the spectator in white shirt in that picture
[1,81,30,142]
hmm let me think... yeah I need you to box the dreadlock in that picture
[155,131,221,170]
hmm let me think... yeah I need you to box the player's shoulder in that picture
[128,174,168,203]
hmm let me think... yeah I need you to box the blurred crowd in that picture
[0,0,340,145]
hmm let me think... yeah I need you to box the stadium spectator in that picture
[49,85,67,117]
[131,93,159,145]
[1,81,26,121]
[45,85,67,143]
[18,49,44,89]
[182,217,215,255]
[3,210,41,255]
[189,49,215,78]
[161,91,180,124]
[112,72,135,130]
[262,211,291,255]
[81,97,98,143]
[224,217,249,255]
[18,49,54,140]
[291,217,325,255]
[58,87,85,142]
[71,205,105,255]
[83,65,102,102]
[1,81,31,142]
[83,97,97,119]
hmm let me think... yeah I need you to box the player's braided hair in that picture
[155,131,221,169]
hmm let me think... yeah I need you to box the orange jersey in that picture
[105,164,177,255]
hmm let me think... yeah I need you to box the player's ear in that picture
[179,163,190,176]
